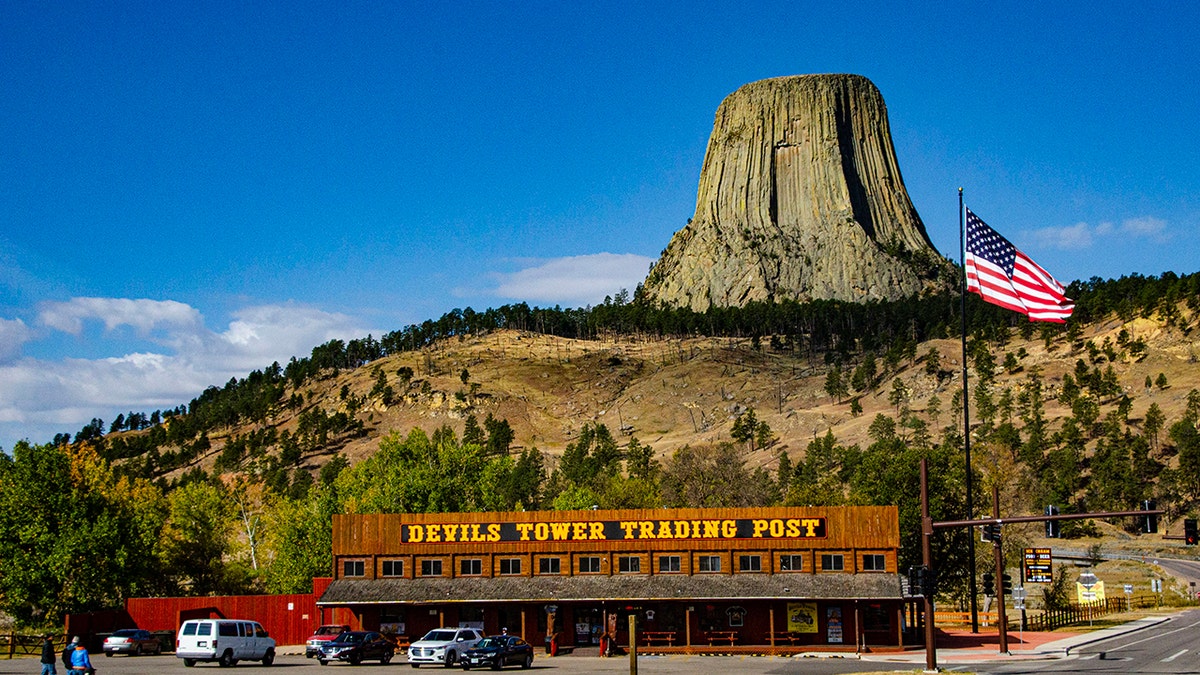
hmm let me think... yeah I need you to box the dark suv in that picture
[317,630,395,665]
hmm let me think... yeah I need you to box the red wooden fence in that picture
[67,578,356,647]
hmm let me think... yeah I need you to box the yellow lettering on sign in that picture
[657,521,674,538]
[551,522,570,540]
[703,520,719,538]
[408,525,424,543]
[785,519,801,537]
[572,522,588,540]
[752,520,769,537]
[800,518,820,536]
[690,521,702,538]
[674,521,691,538]
[721,520,736,538]
[590,522,604,540]
[769,519,784,537]
[444,524,459,542]
[516,523,534,541]
[639,521,655,539]
[619,522,637,539]
[534,522,549,541]
[426,525,442,543]
[487,523,501,542]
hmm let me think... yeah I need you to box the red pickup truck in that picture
[305,624,351,658]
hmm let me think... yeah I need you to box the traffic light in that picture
[1142,499,1158,534]
[1045,505,1060,538]
[921,567,937,597]
[1001,573,1013,596]
[982,572,995,596]
[908,565,936,597]
[907,565,923,595]
[1186,518,1198,546]
[981,523,1001,542]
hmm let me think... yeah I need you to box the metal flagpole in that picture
[960,187,979,633]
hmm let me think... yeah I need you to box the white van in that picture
[176,619,276,667]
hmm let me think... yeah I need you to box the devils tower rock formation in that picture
[641,74,952,311]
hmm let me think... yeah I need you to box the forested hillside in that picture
[2,271,1199,627]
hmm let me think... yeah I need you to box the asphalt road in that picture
[969,608,1200,675]
[0,652,918,675]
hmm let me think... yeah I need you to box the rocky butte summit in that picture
[641,74,953,311]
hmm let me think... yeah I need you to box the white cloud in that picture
[1030,222,1094,250]
[1028,216,1170,251]
[1121,216,1168,242]
[0,299,372,447]
[39,297,202,335]
[0,318,32,362]
[492,253,655,305]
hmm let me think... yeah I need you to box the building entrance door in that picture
[573,607,603,646]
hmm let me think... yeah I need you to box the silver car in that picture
[407,627,482,667]
[102,629,162,656]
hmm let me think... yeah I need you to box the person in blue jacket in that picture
[68,637,93,674]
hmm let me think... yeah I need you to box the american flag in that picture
[965,208,1074,323]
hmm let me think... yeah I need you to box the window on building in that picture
[821,554,845,571]
[697,555,721,572]
[460,558,483,576]
[499,558,522,575]
[420,559,443,577]
[862,554,886,571]
[618,556,641,573]
[779,554,804,572]
[343,560,365,577]
[538,557,561,574]
[658,555,682,573]
[381,560,404,577]
[738,555,762,572]
[579,556,601,573]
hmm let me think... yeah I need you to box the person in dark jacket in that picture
[40,635,57,675]
[60,637,77,670]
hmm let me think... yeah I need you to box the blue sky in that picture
[2,1,1198,450]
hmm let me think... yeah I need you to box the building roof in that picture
[317,573,904,606]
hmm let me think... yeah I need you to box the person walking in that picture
[40,635,57,675]
[60,637,76,671]
[68,637,93,674]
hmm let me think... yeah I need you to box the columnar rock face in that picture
[641,74,951,311]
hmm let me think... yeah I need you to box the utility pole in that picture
[920,459,936,672]
[991,486,1008,654]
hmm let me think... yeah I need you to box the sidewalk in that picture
[861,616,1173,665]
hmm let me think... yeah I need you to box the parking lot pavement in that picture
[0,653,903,674]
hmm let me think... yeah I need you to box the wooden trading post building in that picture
[317,506,911,653]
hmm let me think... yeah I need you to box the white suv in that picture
[407,627,482,667]
[176,619,276,667]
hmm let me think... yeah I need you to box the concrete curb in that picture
[1052,615,1173,656]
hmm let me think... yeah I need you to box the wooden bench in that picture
[769,631,802,645]
[640,631,677,646]
[704,630,738,646]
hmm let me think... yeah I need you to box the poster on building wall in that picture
[787,602,818,633]
[825,606,843,644]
